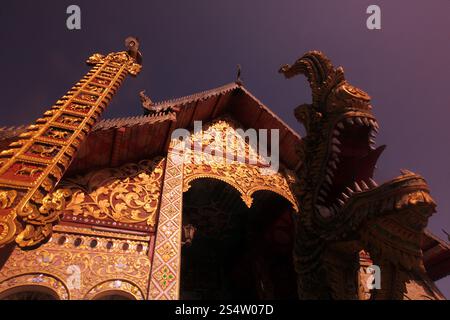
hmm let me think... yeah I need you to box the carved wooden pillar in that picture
[148,143,184,300]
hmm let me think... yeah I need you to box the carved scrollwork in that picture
[184,161,299,212]
[181,118,300,212]
[15,188,72,248]
[87,51,142,76]
[0,231,150,299]
[84,280,144,300]
[0,190,17,209]
[0,39,143,248]
[60,158,165,227]
[0,273,69,300]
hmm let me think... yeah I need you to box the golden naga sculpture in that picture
[0,37,143,248]
[280,51,445,300]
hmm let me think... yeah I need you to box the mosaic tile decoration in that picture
[149,148,184,300]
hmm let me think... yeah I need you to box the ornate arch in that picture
[180,117,299,212]
[0,273,69,300]
[183,161,299,212]
[84,279,144,300]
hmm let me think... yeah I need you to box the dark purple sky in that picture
[1,0,449,297]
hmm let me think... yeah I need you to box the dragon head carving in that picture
[280,51,385,228]
[281,51,441,299]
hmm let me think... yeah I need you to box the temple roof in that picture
[0,82,302,175]
[142,82,239,113]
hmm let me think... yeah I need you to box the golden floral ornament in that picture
[15,188,72,248]
[184,160,299,212]
[0,231,151,299]
[84,279,144,300]
[37,250,55,267]
[60,158,165,227]
[87,51,142,76]
[157,242,177,262]
[0,273,69,300]
[181,118,299,211]
[153,266,176,290]
[0,222,9,240]
[0,40,143,248]
[0,190,17,209]
[182,117,268,166]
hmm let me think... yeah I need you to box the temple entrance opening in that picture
[0,286,59,300]
[93,291,136,300]
[180,178,297,299]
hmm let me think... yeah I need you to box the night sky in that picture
[0,0,449,297]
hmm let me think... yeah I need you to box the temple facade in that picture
[0,41,448,300]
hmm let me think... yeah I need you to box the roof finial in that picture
[443,229,450,242]
[236,64,243,85]
[139,90,153,107]
[140,90,173,115]
[125,36,143,65]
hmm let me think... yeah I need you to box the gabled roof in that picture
[143,82,239,112]
[0,82,303,175]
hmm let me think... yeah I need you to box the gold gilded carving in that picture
[186,118,266,165]
[0,274,69,300]
[59,115,83,126]
[85,84,105,94]
[29,144,59,158]
[157,242,177,262]
[87,51,142,76]
[46,128,71,140]
[184,161,299,212]
[182,118,299,212]
[93,78,110,86]
[0,190,17,209]
[15,188,72,247]
[84,280,144,300]
[0,222,9,239]
[15,164,43,177]
[78,93,98,103]
[69,103,91,112]
[61,158,165,227]
[152,266,176,291]
[0,38,143,248]
[0,231,150,300]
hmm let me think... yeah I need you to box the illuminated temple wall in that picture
[0,117,300,300]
